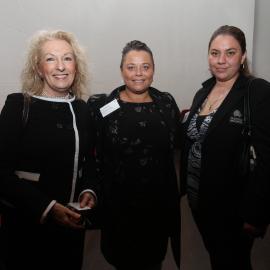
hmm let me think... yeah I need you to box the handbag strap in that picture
[22,94,30,127]
[243,78,256,136]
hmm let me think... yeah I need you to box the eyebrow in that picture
[43,52,74,57]
[210,48,238,51]
[126,62,151,65]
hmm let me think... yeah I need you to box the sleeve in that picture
[241,78,270,226]
[82,94,108,199]
[0,94,52,221]
[80,113,99,197]
[165,92,182,150]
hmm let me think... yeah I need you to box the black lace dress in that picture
[87,86,180,268]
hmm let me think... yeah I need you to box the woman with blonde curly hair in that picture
[21,30,89,98]
[0,30,96,270]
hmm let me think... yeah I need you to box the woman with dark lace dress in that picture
[87,40,181,270]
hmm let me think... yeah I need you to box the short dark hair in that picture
[208,25,251,76]
[120,40,154,69]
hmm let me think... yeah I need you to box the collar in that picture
[33,94,76,103]
[107,85,162,103]
[202,73,251,92]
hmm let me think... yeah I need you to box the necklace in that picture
[204,95,224,111]
[41,90,71,99]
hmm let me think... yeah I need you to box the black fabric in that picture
[0,93,93,270]
[87,86,181,267]
[181,75,270,226]
[237,78,257,178]
[192,211,254,270]
[2,215,85,270]
[180,74,270,269]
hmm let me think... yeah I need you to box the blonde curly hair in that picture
[21,30,89,99]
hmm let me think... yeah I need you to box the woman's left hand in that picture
[79,192,96,209]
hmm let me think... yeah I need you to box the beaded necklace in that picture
[41,90,71,99]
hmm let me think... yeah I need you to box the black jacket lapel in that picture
[184,78,215,126]
[205,75,249,137]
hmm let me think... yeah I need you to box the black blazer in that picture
[180,74,270,226]
[0,93,92,221]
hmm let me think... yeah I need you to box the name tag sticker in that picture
[100,99,120,117]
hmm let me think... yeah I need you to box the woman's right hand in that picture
[49,202,84,229]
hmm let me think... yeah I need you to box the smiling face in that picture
[38,39,76,96]
[208,34,246,83]
[121,50,154,95]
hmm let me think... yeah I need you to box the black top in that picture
[180,74,270,226]
[0,93,93,218]
[87,85,181,267]
[104,100,171,207]
[0,93,93,270]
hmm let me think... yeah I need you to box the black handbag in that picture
[238,78,257,177]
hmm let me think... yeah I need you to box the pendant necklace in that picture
[205,94,224,111]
